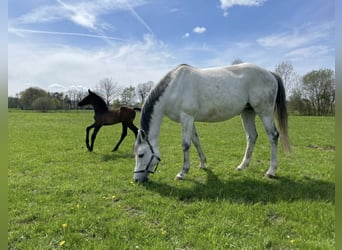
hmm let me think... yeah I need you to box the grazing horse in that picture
[78,89,140,152]
[133,63,290,182]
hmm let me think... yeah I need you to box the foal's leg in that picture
[236,110,258,171]
[127,122,139,137]
[112,123,128,152]
[89,125,101,152]
[192,125,207,169]
[85,123,96,151]
[175,113,194,180]
[259,114,279,178]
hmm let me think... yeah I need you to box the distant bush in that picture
[31,97,56,111]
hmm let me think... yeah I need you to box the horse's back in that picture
[164,63,278,121]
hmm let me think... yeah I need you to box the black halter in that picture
[134,139,161,174]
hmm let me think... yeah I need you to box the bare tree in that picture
[137,81,154,104]
[96,77,122,106]
[67,88,86,109]
[232,58,244,65]
[275,61,300,98]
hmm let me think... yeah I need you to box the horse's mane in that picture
[140,64,190,135]
[90,91,108,113]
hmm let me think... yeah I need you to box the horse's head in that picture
[133,129,160,182]
[78,89,94,107]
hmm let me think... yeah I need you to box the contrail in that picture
[9,28,130,42]
[125,2,154,35]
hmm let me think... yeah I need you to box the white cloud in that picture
[48,83,69,93]
[220,0,267,9]
[183,32,190,38]
[193,26,206,34]
[13,0,148,31]
[170,8,179,13]
[8,35,174,96]
[57,0,97,30]
[219,0,267,16]
[285,46,333,60]
[257,22,334,49]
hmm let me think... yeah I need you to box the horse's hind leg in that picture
[112,123,128,152]
[192,125,207,169]
[259,114,279,178]
[89,125,101,152]
[128,122,139,137]
[237,110,258,171]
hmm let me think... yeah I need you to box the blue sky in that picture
[8,0,335,96]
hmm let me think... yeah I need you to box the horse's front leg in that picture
[89,125,101,152]
[175,113,194,180]
[85,123,95,151]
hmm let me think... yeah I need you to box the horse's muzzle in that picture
[134,173,149,183]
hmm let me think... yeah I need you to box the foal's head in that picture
[78,89,108,112]
[78,89,97,107]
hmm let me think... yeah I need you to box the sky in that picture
[8,0,335,97]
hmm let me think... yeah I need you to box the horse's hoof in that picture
[199,163,208,170]
[265,173,277,179]
[236,167,243,171]
[174,175,185,181]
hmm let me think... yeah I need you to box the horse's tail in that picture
[271,72,291,153]
[133,107,142,112]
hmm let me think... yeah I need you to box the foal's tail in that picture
[271,72,291,153]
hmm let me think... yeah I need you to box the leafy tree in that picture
[31,96,56,111]
[19,87,48,110]
[121,86,136,105]
[48,92,65,109]
[302,69,335,116]
[8,96,20,109]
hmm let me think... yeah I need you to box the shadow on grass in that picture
[142,169,334,204]
[101,152,134,162]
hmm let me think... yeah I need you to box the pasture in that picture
[8,110,334,249]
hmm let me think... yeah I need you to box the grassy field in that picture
[8,110,334,249]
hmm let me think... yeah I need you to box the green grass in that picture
[8,110,335,249]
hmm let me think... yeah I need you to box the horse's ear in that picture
[88,89,91,94]
[137,129,146,143]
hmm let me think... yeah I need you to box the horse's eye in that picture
[138,153,144,158]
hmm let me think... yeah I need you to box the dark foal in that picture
[78,89,140,152]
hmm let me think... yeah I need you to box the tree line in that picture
[8,61,335,116]
[274,62,335,116]
[8,79,154,111]
[233,59,335,116]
